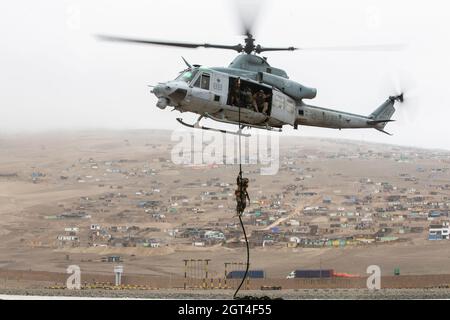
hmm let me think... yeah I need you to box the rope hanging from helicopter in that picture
[233,81,251,299]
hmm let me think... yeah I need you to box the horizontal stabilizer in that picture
[367,119,396,125]
[375,128,393,136]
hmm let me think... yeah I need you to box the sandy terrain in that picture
[0,130,450,291]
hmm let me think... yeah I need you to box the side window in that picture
[201,74,210,90]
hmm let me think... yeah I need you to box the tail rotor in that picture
[382,70,421,125]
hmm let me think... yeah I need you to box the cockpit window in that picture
[193,76,201,88]
[192,73,211,90]
[176,69,198,83]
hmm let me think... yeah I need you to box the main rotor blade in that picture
[96,35,243,52]
[299,43,407,52]
[256,46,298,53]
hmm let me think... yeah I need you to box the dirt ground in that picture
[1,130,450,289]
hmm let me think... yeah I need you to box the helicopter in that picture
[97,14,405,137]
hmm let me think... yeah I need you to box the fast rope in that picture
[233,81,250,299]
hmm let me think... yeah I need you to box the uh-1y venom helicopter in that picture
[98,21,405,137]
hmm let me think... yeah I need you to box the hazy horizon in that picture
[1,128,449,154]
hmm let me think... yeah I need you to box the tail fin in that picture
[368,95,402,131]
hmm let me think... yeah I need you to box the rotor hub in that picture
[243,33,256,54]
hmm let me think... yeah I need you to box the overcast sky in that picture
[1,0,449,150]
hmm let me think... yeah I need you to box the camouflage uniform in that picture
[235,176,250,215]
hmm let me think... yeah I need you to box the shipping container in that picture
[226,270,265,279]
[294,269,334,278]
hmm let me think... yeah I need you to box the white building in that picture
[429,222,450,240]
[204,230,225,240]
[149,242,160,248]
[57,235,79,241]
[289,236,301,244]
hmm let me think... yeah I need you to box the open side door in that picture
[211,72,229,105]
[270,90,296,125]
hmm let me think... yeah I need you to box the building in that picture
[57,235,80,247]
[429,222,450,240]
[64,227,79,235]
[204,230,225,241]
[57,235,79,242]
[323,197,332,204]
[101,255,122,263]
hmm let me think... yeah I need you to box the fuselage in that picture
[152,57,398,133]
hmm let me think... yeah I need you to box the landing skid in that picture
[204,113,282,132]
[176,118,251,137]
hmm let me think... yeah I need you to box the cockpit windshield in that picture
[175,69,198,83]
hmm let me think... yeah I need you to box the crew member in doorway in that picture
[242,87,254,110]
[253,90,271,115]
[235,175,250,215]
[263,92,272,115]
[231,79,241,107]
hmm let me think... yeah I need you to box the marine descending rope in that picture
[233,83,251,299]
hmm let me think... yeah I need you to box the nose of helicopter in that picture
[152,81,189,109]
[152,83,173,109]
[152,83,172,97]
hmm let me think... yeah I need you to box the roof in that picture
[430,224,448,229]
